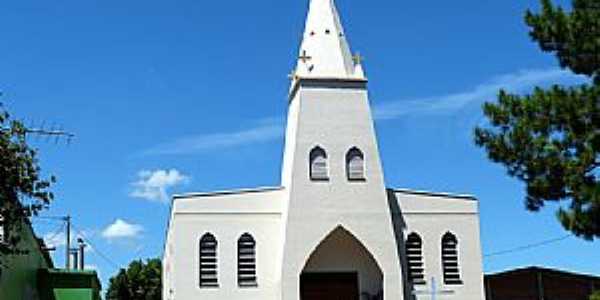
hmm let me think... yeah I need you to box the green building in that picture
[0,217,101,300]
[38,269,102,300]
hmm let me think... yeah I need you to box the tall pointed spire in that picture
[293,0,364,79]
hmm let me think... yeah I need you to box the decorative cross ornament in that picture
[353,52,365,65]
[299,50,312,63]
[412,277,454,300]
[288,69,298,80]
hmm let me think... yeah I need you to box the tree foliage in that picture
[591,290,600,300]
[106,258,162,300]
[475,0,600,240]
[0,103,55,254]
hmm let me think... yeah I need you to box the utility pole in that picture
[64,215,71,270]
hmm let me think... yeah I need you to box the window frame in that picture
[405,232,426,285]
[199,233,219,288]
[346,147,366,182]
[441,232,463,285]
[237,233,258,288]
[309,146,329,181]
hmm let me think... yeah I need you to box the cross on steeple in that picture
[412,277,455,300]
[288,69,298,80]
[353,52,365,65]
[299,50,312,64]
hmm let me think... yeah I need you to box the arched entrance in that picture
[300,226,383,300]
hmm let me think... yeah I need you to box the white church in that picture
[163,0,486,299]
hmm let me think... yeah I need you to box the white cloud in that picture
[372,68,588,120]
[101,219,143,240]
[143,117,284,155]
[130,169,189,202]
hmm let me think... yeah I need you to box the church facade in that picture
[163,0,485,299]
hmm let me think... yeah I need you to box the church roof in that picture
[293,0,364,80]
[486,266,600,281]
[389,188,477,201]
[173,186,284,199]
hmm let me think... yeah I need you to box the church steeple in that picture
[293,0,364,79]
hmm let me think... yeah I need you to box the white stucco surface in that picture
[164,188,285,300]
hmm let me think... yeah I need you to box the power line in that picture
[31,217,63,224]
[71,223,121,270]
[44,222,65,244]
[484,234,572,259]
[34,216,70,223]
[34,216,121,270]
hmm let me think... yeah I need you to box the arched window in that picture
[238,233,257,287]
[310,146,329,181]
[406,233,426,285]
[346,147,365,181]
[199,233,218,287]
[441,232,462,285]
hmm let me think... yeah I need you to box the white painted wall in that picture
[280,82,405,300]
[392,190,486,300]
[164,188,285,300]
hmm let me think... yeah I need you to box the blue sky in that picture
[2,0,598,288]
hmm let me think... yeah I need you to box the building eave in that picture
[289,77,368,102]
[486,265,600,281]
[388,187,477,201]
[173,186,285,200]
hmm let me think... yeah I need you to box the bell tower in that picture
[279,0,405,299]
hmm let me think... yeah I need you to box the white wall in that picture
[280,82,405,300]
[164,188,285,300]
[392,190,486,300]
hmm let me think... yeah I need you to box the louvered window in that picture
[406,233,426,285]
[199,233,218,288]
[238,233,257,287]
[310,147,329,181]
[441,232,462,285]
[346,147,365,181]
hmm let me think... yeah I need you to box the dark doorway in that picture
[300,272,359,300]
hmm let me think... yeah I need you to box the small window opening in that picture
[310,146,329,181]
[238,233,258,287]
[199,233,218,288]
[406,233,426,285]
[441,232,463,285]
[346,147,365,181]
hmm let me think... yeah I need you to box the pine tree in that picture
[475,0,600,240]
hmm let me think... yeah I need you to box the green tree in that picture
[591,290,600,300]
[475,0,600,240]
[106,258,162,300]
[0,103,55,256]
